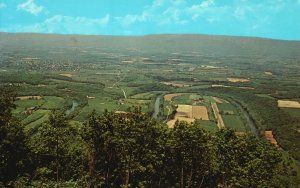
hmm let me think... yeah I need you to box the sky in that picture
[0,0,300,40]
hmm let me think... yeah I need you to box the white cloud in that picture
[41,14,110,33]
[172,0,185,5]
[0,2,6,8]
[298,0,300,5]
[115,0,189,26]
[185,0,215,20]
[200,0,215,8]
[153,0,164,7]
[3,14,110,34]
[234,6,255,20]
[17,0,44,16]
[159,7,188,25]
[115,12,148,25]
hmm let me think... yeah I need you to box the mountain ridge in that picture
[1,32,300,58]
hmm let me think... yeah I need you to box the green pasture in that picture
[222,115,246,132]
[25,110,51,131]
[283,108,300,118]
[196,120,219,132]
[217,103,238,113]
[41,96,65,109]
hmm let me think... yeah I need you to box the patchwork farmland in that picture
[163,93,247,132]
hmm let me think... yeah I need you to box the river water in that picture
[66,101,79,115]
[152,96,160,119]
[231,100,259,137]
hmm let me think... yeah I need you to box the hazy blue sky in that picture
[0,0,300,40]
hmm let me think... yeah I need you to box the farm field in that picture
[211,103,225,129]
[164,93,188,101]
[212,96,225,103]
[195,120,219,132]
[16,96,42,100]
[12,96,65,129]
[278,100,300,108]
[24,110,50,131]
[283,108,300,118]
[130,91,161,100]
[160,81,190,88]
[166,104,209,128]
[227,77,250,83]
[222,115,246,132]
[41,96,65,109]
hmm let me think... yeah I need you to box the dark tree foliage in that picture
[215,129,282,187]
[81,107,169,187]
[79,109,283,187]
[0,87,28,186]
[28,110,81,182]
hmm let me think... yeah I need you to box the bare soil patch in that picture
[192,106,209,120]
[17,96,42,100]
[227,77,250,83]
[167,120,176,128]
[265,71,273,75]
[211,103,225,129]
[264,131,278,147]
[278,100,300,108]
[176,105,193,118]
[60,73,73,78]
[122,60,134,64]
[167,105,209,128]
[237,87,255,90]
[212,85,231,88]
[201,65,224,69]
[160,82,190,88]
[87,96,96,99]
[212,97,223,103]
[164,93,188,101]
[115,111,127,114]
[22,57,39,60]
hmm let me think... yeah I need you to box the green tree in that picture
[29,110,80,183]
[166,121,216,187]
[215,129,282,187]
[0,87,28,185]
[81,107,169,187]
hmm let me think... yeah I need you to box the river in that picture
[152,96,161,119]
[66,101,79,115]
[230,99,259,137]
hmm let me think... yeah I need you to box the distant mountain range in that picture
[1,32,300,58]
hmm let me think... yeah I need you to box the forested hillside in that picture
[1,88,299,187]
